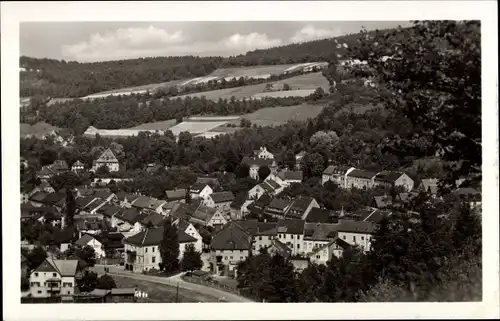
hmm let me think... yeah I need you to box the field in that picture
[210,64,299,78]
[176,72,328,101]
[128,119,178,130]
[20,122,62,138]
[112,275,220,303]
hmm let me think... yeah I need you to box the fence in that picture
[182,276,242,296]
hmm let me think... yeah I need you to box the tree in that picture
[282,83,292,91]
[257,165,271,181]
[159,218,180,272]
[452,203,481,257]
[180,244,203,271]
[77,245,97,267]
[78,271,99,292]
[240,118,251,128]
[261,254,298,302]
[39,149,57,167]
[26,246,47,271]
[284,150,297,170]
[65,188,76,228]
[349,21,481,183]
[311,87,325,100]
[310,130,340,154]
[235,163,250,179]
[185,187,192,204]
[96,274,116,290]
[302,152,326,177]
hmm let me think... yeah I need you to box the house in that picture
[275,219,305,255]
[253,146,274,160]
[452,187,482,209]
[189,204,227,229]
[209,222,253,275]
[39,192,66,210]
[420,178,439,197]
[232,220,277,254]
[97,232,125,259]
[241,157,277,180]
[122,226,198,273]
[229,197,254,221]
[138,213,166,229]
[295,151,306,169]
[308,237,351,266]
[92,148,119,172]
[247,179,282,200]
[322,165,355,187]
[50,159,69,173]
[276,170,303,186]
[131,196,167,215]
[204,191,235,216]
[165,189,187,203]
[335,219,376,251]
[248,193,273,215]
[74,187,96,198]
[36,166,56,182]
[29,258,85,298]
[93,190,117,203]
[84,198,108,215]
[29,191,49,207]
[304,207,336,223]
[112,208,141,231]
[173,219,204,253]
[189,183,213,200]
[265,198,294,219]
[120,194,141,208]
[39,181,55,194]
[76,218,103,238]
[71,160,85,173]
[75,196,98,211]
[374,171,414,192]
[345,169,377,189]
[285,196,320,219]
[74,234,106,258]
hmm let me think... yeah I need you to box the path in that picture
[94,265,253,303]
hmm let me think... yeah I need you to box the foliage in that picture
[159,218,180,273]
[257,165,271,181]
[25,246,48,271]
[180,244,203,271]
[96,274,117,290]
[78,245,97,267]
[65,188,76,227]
[78,271,99,292]
[21,276,30,291]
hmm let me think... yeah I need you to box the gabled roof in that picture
[287,196,316,217]
[277,171,303,181]
[74,234,95,247]
[40,192,66,206]
[76,196,97,209]
[210,222,252,250]
[131,196,165,209]
[210,191,235,203]
[308,237,350,256]
[29,191,49,202]
[253,193,272,209]
[51,159,69,171]
[277,219,305,235]
[373,195,392,208]
[125,194,141,203]
[191,205,218,223]
[323,165,353,176]
[347,169,377,179]
[84,198,106,212]
[72,160,84,167]
[305,207,332,223]
[363,209,393,224]
[270,239,292,258]
[76,187,95,197]
[115,208,141,224]
[99,204,121,218]
[93,190,114,200]
[421,178,439,194]
[267,198,293,211]
[123,227,197,247]
[165,189,186,201]
[196,176,220,185]
[265,179,282,190]
[374,171,405,183]
[190,182,210,193]
[37,166,56,177]
[34,258,80,277]
[96,148,118,163]
[260,182,276,194]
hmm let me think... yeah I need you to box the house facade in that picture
[74,234,106,258]
[29,258,84,298]
[285,196,320,220]
[92,148,119,172]
[254,146,274,160]
[189,183,213,200]
[203,192,235,216]
[345,169,377,189]
[265,198,294,219]
[123,227,198,273]
[308,237,350,266]
[322,165,355,187]
[373,171,414,192]
[71,160,85,173]
[241,157,277,180]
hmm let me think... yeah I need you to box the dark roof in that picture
[40,192,66,206]
[373,195,392,208]
[196,176,220,185]
[165,189,186,201]
[268,198,293,210]
[323,165,353,175]
[374,171,405,183]
[115,208,141,223]
[210,222,252,250]
[277,171,303,181]
[241,157,274,167]
[99,204,121,218]
[191,205,218,223]
[93,190,114,200]
[270,239,292,258]
[253,193,272,209]
[76,196,97,209]
[125,194,141,203]
[115,191,128,201]
[140,213,165,227]
[347,169,377,179]
[266,179,281,190]
[363,209,393,223]
[260,182,275,193]
[288,197,315,214]
[123,227,197,246]
[210,191,235,203]
[453,187,481,196]
[190,183,209,192]
[336,219,376,234]
[29,191,49,202]
[305,207,332,223]
[75,234,95,247]
[84,199,106,212]
[277,219,305,235]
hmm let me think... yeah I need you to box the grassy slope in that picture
[20,122,62,138]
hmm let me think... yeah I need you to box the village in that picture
[20,142,482,302]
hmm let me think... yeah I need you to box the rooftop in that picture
[305,207,333,223]
[210,191,235,203]
[277,171,303,181]
[267,198,293,210]
[123,226,197,247]
[165,189,186,201]
[347,169,377,179]
[323,165,353,176]
[374,171,405,183]
[210,222,252,250]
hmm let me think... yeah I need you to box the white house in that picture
[203,192,235,217]
[373,171,414,192]
[322,165,355,187]
[173,219,203,253]
[276,170,303,186]
[29,258,84,298]
[123,226,198,273]
[71,160,85,173]
[275,219,305,256]
[254,146,274,160]
[308,237,350,266]
[345,169,377,190]
[241,157,277,180]
[247,179,283,200]
[285,196,320,220]
[188,204,227,229]
[74,234,106,258]
[189,183,213,200]
[92,148,119,172]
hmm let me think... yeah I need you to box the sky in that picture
[20,21,409,62]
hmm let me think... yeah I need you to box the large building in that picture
[92,148,119,172]
[29,258,85,298]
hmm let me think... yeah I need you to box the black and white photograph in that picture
[2,1,498,320]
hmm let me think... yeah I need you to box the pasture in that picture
[20,122,62,138]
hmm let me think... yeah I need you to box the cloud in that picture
[61,26,283,61]
[290,25,343,43]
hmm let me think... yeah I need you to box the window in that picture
[37,290,42,294]
[297,244,300,249]
[353,236,356,242]
[53,273,57,277]
[230,256,233,259]
[68,291,71,295]
[152,247,155,253]
[343,235,346,240]
[361,236,364,241]
[145,248,148,253]
[297,235,301,240]
[279,234,281,239]
[152,257,156,263]
[240,257,243,260]
[259,236,262,240]
[316,255,320,259]
[34,273,38,277]
[224,256,228,260]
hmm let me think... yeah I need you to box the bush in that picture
[21,276,30,291]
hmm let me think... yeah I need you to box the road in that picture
[94,265,253,303]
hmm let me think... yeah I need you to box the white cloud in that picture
[290,25,343,43]
[61,28,283,61]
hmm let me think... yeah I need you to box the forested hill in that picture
[20,26,404,98]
